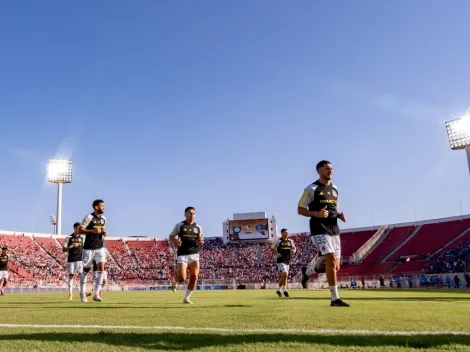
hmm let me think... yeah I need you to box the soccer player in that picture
[169,206,204,304]
[271,228,296,297]
[78,199,108,303]
[62,222,84,300]
[0,247,9,296]
[298,160,349,307]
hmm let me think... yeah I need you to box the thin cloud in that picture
[329,80,456,125]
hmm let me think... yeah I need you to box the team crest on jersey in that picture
[332,189,338,197]
[193,227,198,234]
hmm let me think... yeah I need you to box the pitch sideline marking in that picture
[0,324,468,336]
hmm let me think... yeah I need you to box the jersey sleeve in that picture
[196,225,204,238]
[169,223,182,238]
[298,186,315,209]
[271,240,279,251]
[290,240,296,251]
[80,215,92,229]
[62,236,70,249]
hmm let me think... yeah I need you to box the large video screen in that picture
[229,219,269,240]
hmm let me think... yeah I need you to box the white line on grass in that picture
[0,324,468,336]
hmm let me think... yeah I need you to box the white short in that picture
[0,271,8,280]
[67,261,83,275]
[82,248,106,268]
[277,263,289,273]
[311,234,341,259]
[177,254,200,264]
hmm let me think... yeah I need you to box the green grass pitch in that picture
[0,289,469,351]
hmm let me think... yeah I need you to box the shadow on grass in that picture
[288,296,470,302]
[2,331,470,350]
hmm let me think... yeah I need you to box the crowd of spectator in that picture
[426,240,470,274]
[0,233,358,286]
[3,231,470,287]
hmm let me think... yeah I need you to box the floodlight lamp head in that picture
[48,158,72,183]
[446,117,470,150]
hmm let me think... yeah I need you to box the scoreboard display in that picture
[228,219,269,241]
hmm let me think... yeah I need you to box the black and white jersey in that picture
[272,238,296,264]
[170,221,203,256]
[63,234,84,263]
[81,213,107,250]
[0,254,8,271]
[298,181,340,236]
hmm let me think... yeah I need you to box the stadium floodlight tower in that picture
[47,158,72,235]
[445,115,470,174]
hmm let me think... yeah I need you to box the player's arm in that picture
[270,241,277,254]
[168,224,182,247]
[334,187,347,222]
[291,240,297,254]
[62,237,70,252]
[297,187,322,217]
[78,215,99,235]
[271,241,282,257]
[198,226,204,246]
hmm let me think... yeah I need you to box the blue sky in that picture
[1,1,470,238]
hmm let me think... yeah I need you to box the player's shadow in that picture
[289,296,470,301]
[2,331,470,350]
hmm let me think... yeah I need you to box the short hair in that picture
[316,160,331,170]
[92,199,104,208]
[185,206,195,213]
[73,222,80,228]
[280,228,288,233]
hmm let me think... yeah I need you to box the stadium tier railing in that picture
[352,225,388,264]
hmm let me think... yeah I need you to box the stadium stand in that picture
[0,214,468,285]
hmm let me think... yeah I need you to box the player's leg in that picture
[183,255,199,304]
[80,250,94,302]
[282,266,290,297]
[67,262,75,300]
[100,270,107,297]
[173,256,188,291]
[87,260,97,297]
[301,236,327,288]
[276,264,283,297]
[1,278,7,295]
[0,277,6,295]
[327,236,349,307]
[92,248,107,302]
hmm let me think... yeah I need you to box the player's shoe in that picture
[172,281,178,292]
[276,290,282,297]
[93,295,102,302]
[283,291,289,298]
[330,299,350,307]
[67,294,73,301]
[301,266,309,289]
[80,294,88,303]
[0,289,4,296]
[183,298,193,304]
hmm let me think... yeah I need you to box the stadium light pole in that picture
[47,159,72,235]
[445,116,470,174]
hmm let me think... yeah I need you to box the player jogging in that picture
[298,160,350,307]
[271,228,296,297]
[0,247,10,296]
[62,222,84,300]
[78,199,108,303]
[169,206,204,304]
